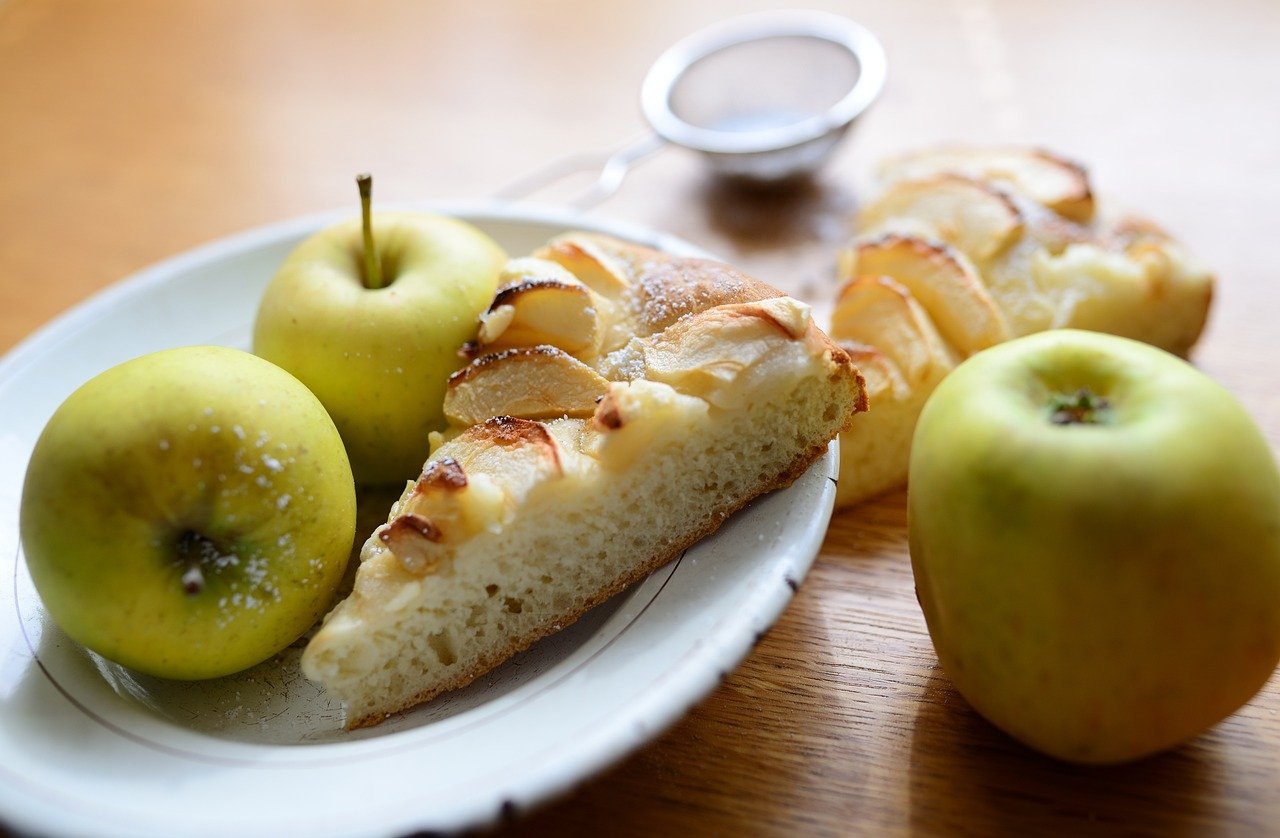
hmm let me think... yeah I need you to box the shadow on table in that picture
[907,665,1221,835]
[696,173,859,256]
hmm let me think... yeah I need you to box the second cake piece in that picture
[831,146,1215,507]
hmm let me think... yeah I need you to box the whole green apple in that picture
[909,329,1280,764]
[20,346,357,680]
[253,176,506,485]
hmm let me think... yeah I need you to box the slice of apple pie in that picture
[301,233,864,727]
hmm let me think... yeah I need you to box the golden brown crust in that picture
[469,415,555,450]
[838,351,869,421]
[626,249,782,336]
[587,234,859,415]
[549,233,780,331]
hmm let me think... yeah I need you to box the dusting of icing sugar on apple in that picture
[20,345,357,679]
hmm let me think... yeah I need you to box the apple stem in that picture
[357,172,384,290]
[1049,388,1111,425]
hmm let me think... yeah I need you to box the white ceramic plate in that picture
[0,203,837,837]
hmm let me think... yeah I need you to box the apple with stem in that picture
[20,346,357,679]
[909,329,1280,763]
[253,175,506,485]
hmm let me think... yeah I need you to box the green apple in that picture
[908,329,1280,764]
[20,345,357,680]
[253,175,506,485]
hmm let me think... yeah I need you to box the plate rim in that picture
[0,201,837,837]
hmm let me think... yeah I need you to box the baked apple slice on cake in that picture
[302,233,864,727]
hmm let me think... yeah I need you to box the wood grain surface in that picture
[2,0,1278,834]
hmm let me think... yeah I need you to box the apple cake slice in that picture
[301,234,864,727]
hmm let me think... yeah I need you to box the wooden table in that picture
[2,0,1278,833]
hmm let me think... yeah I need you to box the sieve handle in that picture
[492,133,667,210]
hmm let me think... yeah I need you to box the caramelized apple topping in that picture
[859,174,1024,262]
[469,257,606,358]
[533,233,631,298]
[416,457,468,492]
[877,146,1095,222]
[380,514,445,575]
[842,233,1010,356]
[446,347,609,426]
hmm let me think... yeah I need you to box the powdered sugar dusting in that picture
[167,418,312,629]
[207,542,288,628]
[633,255,752,335]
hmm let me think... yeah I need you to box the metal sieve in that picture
[496,10,887,207]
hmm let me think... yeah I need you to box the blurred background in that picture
[2,0,1279,833]
[3,0,1276,404]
